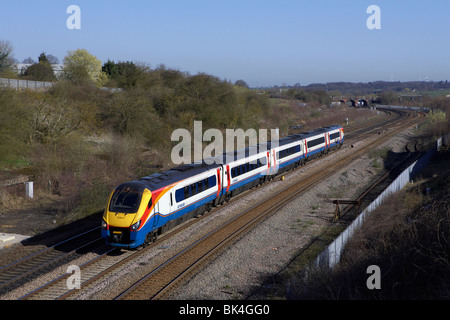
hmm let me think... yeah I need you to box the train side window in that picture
[191,183,197,196]
[208,175,216,187]
[184,186,190,199]
[197,181,203,193]
[204,178,209,190]
[330,132,340,140]
[176,188,184,202]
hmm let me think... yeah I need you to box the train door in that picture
[270,149,278,175]
[216,167,223,197]
[152,201,159,229]
[225,165,231,193]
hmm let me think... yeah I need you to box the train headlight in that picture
[131,220,141,231]
[101,219,107,229]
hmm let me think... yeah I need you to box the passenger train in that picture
[101,125,344,248]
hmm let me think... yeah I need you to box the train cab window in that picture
[109,185,143,214]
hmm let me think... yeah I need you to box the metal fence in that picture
[377,104,431,113]
[315,133,449,269]
[0,78,55,90]
[0,78,124,93]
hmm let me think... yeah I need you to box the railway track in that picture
[3,106,423,300]
[114,108,422,300]
[0,227,104,296]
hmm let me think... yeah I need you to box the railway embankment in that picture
[278,134,450,299]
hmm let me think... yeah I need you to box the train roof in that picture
[135,162,221,190]
[271,125,342,147]
[123,125,342,191]
[205,144,269,164]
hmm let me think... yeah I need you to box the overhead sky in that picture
[1,0,449,87]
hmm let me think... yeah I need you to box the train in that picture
[101,125,344,249]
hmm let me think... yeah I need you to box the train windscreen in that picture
[109,185,143,213]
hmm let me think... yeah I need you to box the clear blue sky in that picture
[1,0,449,87]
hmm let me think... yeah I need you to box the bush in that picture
[0,89,32,167]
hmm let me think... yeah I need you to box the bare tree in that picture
[0,40,14,73]
[46,54,60,64]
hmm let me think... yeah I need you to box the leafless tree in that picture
[0,40,14,73]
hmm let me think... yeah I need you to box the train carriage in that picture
[102,163,221,248]
[219,144,272,199]
[272,136,305,174]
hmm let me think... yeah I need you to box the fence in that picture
[0,77,124,93]
[0,78,55,90]
[315,133,450,269]
[377,104,431,113]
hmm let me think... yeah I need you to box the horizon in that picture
[1,1,449,87]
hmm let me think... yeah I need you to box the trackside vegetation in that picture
[0,60,274,223]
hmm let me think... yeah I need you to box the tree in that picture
[102,60,141,88]
[62,49,108,87]
[24,63,55,81]
[38,52,50,64]
[46,54,59,64]
[235,80,249,89]
[24,52,56,81]
[22,57,36,64]
[0,40,14,73]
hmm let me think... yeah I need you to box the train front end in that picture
[101,182,152,249]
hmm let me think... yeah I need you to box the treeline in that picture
[0,61,270,221]
[269,81,450,96]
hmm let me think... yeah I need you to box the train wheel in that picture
[143,231,157,247]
